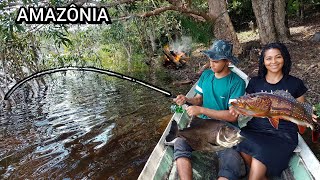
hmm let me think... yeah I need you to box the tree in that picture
[0,0,248,61]
[207,0,242,54]
[107,0,242,55]
[252,0,290,44]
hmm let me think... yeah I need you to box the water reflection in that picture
[0,71,176,179]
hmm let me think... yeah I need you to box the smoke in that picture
[169,36,192,53]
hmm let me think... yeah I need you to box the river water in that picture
[0,71,190,179]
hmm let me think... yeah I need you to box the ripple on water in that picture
[0,73,119,179]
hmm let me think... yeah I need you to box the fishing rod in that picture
[3,66,190,103]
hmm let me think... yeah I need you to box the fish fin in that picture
[268,117,279,129]
[165,120,178,142]
[298,125,306,134]
[300,102,313,115]
[312,131,320,143]
[273,90,296,103]
[272,90,314,117]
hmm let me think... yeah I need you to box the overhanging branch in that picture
[140,5,211,21]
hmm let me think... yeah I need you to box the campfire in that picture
[163,44,190,69]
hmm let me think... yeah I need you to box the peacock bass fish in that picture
[230,90,320,143]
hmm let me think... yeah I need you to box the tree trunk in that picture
[0,86,4,100]
[121,41,132,72]
[274,0,290,42]
[1,47,9,91]
[208,0,242,55]
[252,0,277,44]
[252,0,290,44]
[147,28,157,54]
[297,0,305,19]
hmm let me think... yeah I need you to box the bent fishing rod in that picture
[3,66,191,105]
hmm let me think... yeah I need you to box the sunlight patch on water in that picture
[85,122,116,150]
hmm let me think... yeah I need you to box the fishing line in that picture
[3,66,176,100]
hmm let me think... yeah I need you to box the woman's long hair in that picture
[258,43,292,78]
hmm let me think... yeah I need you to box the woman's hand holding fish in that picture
[173,94,188,106]
[186,106,202,116]
[312,114,319,122]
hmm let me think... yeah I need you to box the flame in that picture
[174,52,185,62]
[163,44,189,66]
[163,44,188,64]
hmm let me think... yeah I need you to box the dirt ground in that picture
[167,12,320,105]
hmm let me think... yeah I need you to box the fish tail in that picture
[165,120,178,142]
[298,125,306,134]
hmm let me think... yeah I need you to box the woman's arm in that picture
[296,95,305,103]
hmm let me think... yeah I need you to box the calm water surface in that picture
[0,72,189,179]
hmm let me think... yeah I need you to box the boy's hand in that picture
[186,106,202,116]
[173,94,188,106]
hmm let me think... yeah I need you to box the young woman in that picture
[231,43,308,179]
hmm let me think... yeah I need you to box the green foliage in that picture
[287,0,320,17]
[49,0,64,6]
[99,44,126,70]
[131,54,148,70]
[180,16,214,45]
[100,19,146,71]
[287,0,299,16]
[0,1,74,72]
[41,25,72,48]
[43,26,104,68]
[103,20,140,48]
[315,103,320,117]
[0,11,25,41]
[98,43,149,73]
[228,0,255,31]
[0,1,43,81]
